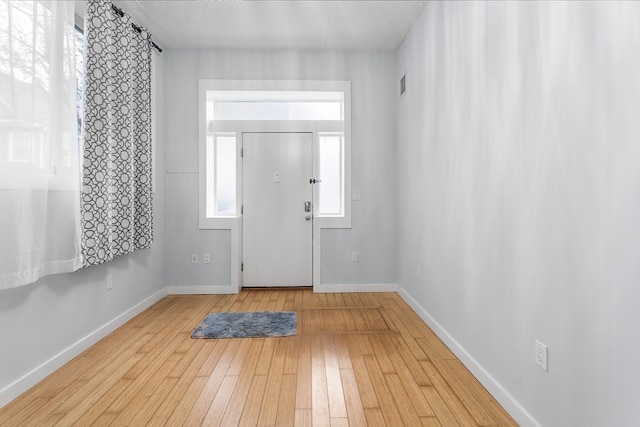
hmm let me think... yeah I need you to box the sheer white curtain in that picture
[0,1,82,289]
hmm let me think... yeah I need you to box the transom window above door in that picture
[207,90,344,121]
[198,80,352,230]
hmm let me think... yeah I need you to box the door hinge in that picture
[241,205,243,214]
[241,148,244,157]
[241,262,244,272]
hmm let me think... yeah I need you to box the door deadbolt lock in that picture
[305,215,311,221]
[304,201,311,212]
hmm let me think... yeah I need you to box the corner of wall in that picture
[397,285,540,427]
[0,288,167,409]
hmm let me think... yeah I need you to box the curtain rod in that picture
[111,4,163,53]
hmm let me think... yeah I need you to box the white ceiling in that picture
[100,0,426,51]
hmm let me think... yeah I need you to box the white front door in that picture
[242,133,313,287]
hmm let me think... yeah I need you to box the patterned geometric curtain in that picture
[81,0,153,267]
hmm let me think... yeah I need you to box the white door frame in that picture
[207,120,350,292]
[198,80,352,293]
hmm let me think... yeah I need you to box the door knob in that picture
[304,201,311,212]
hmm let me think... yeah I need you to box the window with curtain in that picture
[0,0,156,288]
[0,0,83,289]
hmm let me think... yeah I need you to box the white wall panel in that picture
[396,2,640,425]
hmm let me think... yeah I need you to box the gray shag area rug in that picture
[191,311,297,339]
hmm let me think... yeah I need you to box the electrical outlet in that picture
[204,253,211,264]
[351,251,359,262]
[191,254,198,264]
[535,340,548,371]
[106,275,113,290]
[352,191,362,201]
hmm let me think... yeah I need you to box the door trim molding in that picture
[199,79,352,293]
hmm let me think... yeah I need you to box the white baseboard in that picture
[0,288,168,409]
[314,283,398,293]
[167,285,239,295]
[168,284,398,294]
[397,286,540,427]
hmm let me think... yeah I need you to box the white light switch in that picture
[352,191,362,201]
[274,172,280,183]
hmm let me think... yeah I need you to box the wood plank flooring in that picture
[0,289,517,426]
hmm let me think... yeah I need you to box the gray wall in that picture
[396,1,640,425]
[3,4,639,425]
[0,53,167,402]
[163,49,397,287]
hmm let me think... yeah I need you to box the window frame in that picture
[199,79,352,229]
[0,7,83,191]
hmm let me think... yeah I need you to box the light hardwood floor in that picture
[0,289,517,426]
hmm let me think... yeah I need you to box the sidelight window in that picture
[317,133,343,216]
[206,133,237,217]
